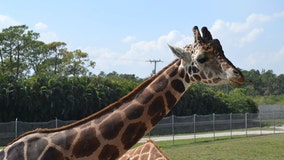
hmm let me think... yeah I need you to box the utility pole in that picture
[146,59,162,75]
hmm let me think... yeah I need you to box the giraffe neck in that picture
[0,59,197,160]
[67,59,195,159]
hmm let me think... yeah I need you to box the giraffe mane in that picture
[8,59,180,145]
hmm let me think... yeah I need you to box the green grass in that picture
[251,95,284,105]
[144,134,284,160]
[2,134,284,159]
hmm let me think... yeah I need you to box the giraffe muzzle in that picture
[228,69,245,86]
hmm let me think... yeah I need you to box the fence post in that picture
[172,114,175,145]
[273,111,276,134]
[245,113,248,137]
[55,117,58,128]
[15,118,18,138]
[193,114,196,143]
[230,113,232,139]
[259,113,262,135]
[213,113,215,140]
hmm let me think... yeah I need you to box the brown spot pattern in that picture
[99,145,120,160]
[208,72,213,78]
[188,66,192,73]
[72,127,100,158]
[148,96,166,126]
[121,122,147,150]
[213,78,221,83]
[27,137,48,159]
[51,129,77,150]
[185,74,190,83]
[166,67,178,77]
[176,59,181,66]
[125,104,144,120]
[200,71,206,79]
[147,96,165,117]
[179,69,185,78]
[171,79,185,93]
[0,150,4,160]
[136,89,154,104]
[193,74,201,81]
[41,147,64,160]
[7,142,25,160]
[99,113,124,140]
[152,75,168,92]
[165,91,177,110]
[191,66,199,73]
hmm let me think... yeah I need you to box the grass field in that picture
[1,134,284,159]
[150,134,284,160]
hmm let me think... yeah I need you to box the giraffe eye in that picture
[197,57,208,63]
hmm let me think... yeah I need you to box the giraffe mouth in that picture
[230,80,243,86]
[226,68,245,86]
[229,76,245,86]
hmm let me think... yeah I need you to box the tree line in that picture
[1,25,281,122]
[0,25,95,79]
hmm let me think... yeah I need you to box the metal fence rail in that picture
[146,112,284,143]
[1,112,284,146]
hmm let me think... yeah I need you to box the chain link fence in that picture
[145,111,284,143]
[1,111,284,146]
[0,119,75,146]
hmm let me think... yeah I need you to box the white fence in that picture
[1,112,284,146]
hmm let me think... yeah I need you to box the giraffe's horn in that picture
[201,27,213,41]
[193,26,202,43]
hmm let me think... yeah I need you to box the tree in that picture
[173,84,229,116]
[226,88,258,113]
[63,49,95,76]
[45,41,67,75]
[0,25,39,79]
[26,40,49,75]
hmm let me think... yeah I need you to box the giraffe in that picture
[0,26,244,160]
[118,140,169,160]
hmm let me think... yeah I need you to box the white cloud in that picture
[84,47,120,73]
[38,31,59,43]
[275,46,284,60]
[239,28,263,46]
[122,36,136,43]
[35,22,48,30]
[211,13,270,34]
[86,30,193,77]
[33,22,59,43]
[210,12,283,48]
[272,11,284,19]
[242,46,284,75]
[0,15,19,29]
[119,30,191,64]
[0,16,57,43]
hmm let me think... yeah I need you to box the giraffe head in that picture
[169,26,244,86]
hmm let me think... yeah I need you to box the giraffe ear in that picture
[168,44,185,59]
[168,44,189,60]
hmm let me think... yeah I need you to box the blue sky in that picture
[1,0,284,78]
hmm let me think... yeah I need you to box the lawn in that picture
[1,134,284,159]
[152,134,284,160]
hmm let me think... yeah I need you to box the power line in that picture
[146,59,162,75]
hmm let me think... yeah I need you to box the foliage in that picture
[0,73,141,122]
[250,94,284,105]
[173,84,258,116]
[0,25,95,78]
[235,69,284,96]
